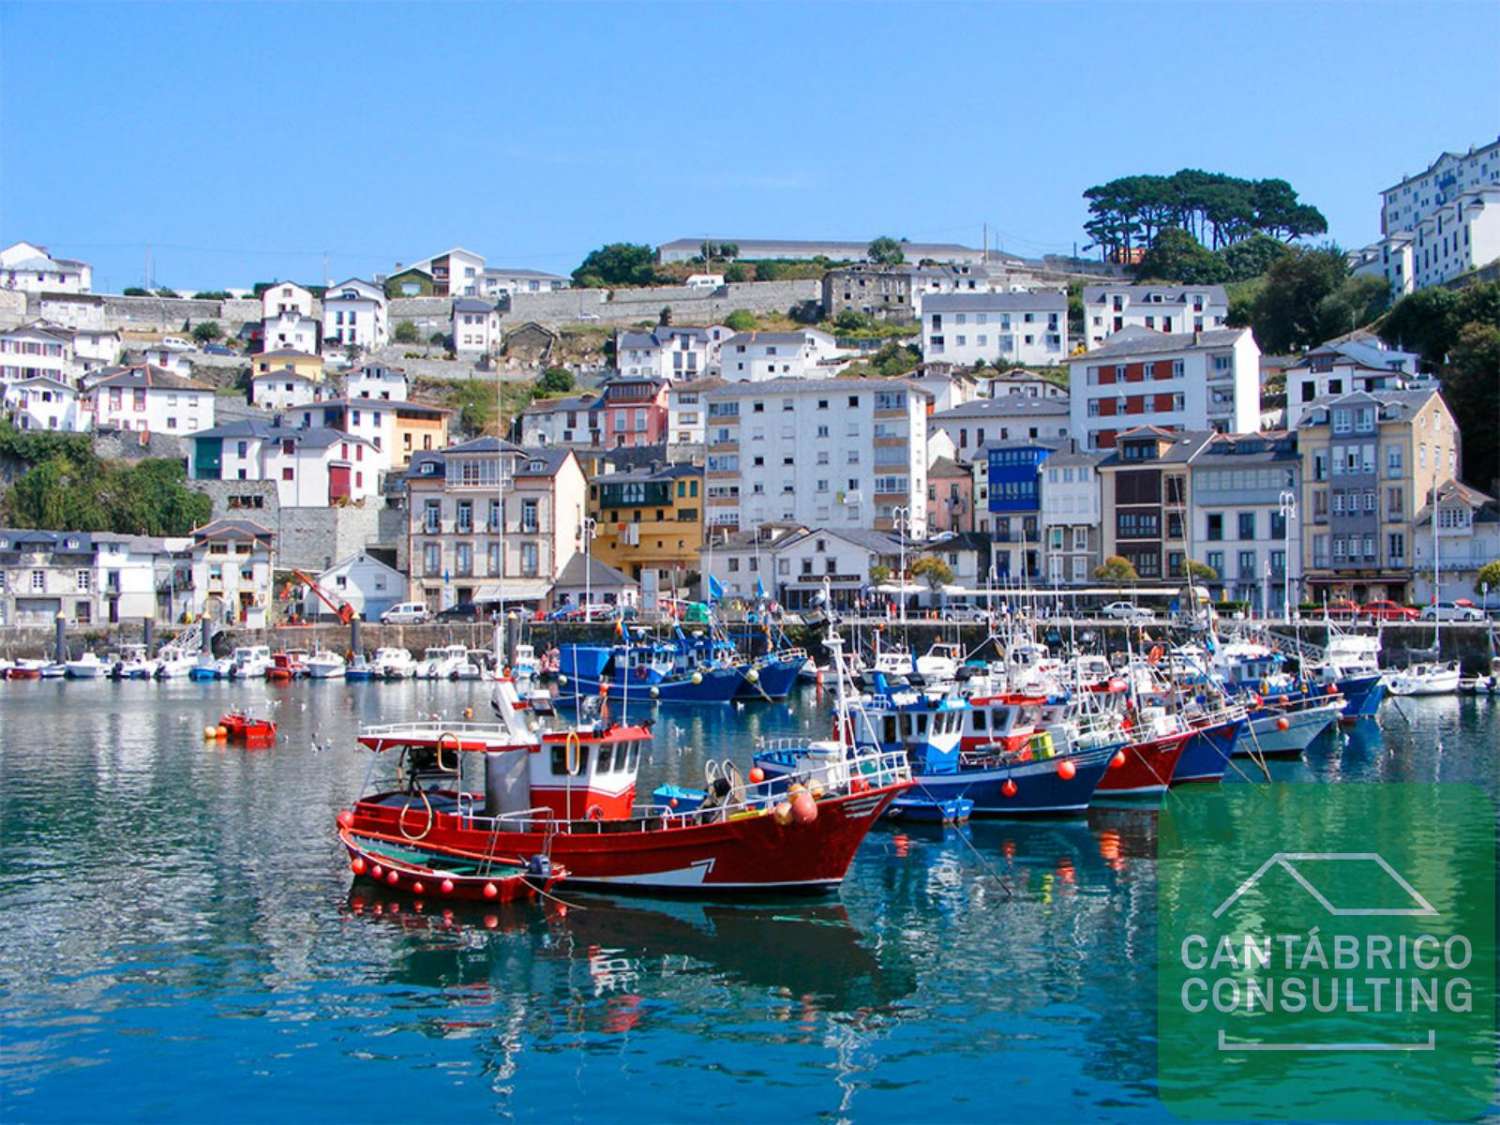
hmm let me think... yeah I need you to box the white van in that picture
[685,274,724,290]
[381,602,430,624]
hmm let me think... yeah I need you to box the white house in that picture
[136,342,195,379]
[92,533,193,624]
[4,376,86,432]
[262,310,320,355]
[720,330,839,381]
[189,517,275,628]
[188,419,380,507]
[921,291,1069,367]
[1412,480,1500,605]
[1283,334,1424,429]
[928,395,1073,456]
[321,278,388,352]
[699,523,904,610]
[408,247,486,297]
[702,377,931,535]
[452,298,501,355]
[300,551,407,621]
[1407,186,1500,293]
[481,267,570,297]
[0,321,75,386]
[0,241,92,293]
[86,365,216,435]
[345,362,408,401]
[250,368,320,412]
[980,367,1068,400]
[1068,327,1260,450]
[261,281,314,320]
[517,392,598,447]
[616,326,731,380]
[1081,284,1229,348]
[71,328,121,376]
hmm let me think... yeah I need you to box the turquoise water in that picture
[1,681,1496,1121]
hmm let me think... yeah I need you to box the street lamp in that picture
[1279,489,1297,624]
[580,515,598,618]
[892,505,910,622]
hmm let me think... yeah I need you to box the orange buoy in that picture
[440,878,454,895]
[337,810,353,829]
[386,870,399,885]
[748,766,765,784]
[350,857,366,875]
[1057,759,1077,781]
[371,864,384,879]
[1110,751,1128,769]
[483,882,498,899]
[412,881,425,896]
[1001,778,1019,798]
[1276,716,1290,731]
[791,791,818,824]
[1325,683,1337,695]
[773,801,794,826]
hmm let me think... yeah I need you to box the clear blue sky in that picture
[3,1,1497,292]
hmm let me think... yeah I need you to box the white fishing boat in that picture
[915,641,963,683]
[155,651,200,679]
[115,644,158,680]
[305,649,347,679]
[64,652,109,679]
[372,647,417,679]
[41,662,67,679]
[415,644,469,679]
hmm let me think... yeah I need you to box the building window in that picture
[1237,512,1255,540]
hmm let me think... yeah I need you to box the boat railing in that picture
[359,720,534,742]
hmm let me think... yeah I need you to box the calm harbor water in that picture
[1,680,1496,1122]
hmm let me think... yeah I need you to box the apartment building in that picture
[1097,428,1214,585]
[1081,284,1228,348]
[408,247,485,298]
[921,291,1068,367]
[702,377,930,536]
[587,462,704,596]
[1407,186,1500,291]
[250,368,320,411]
[518,392,598,447]
[451,298,501,355]
[1040,449,1105,586]
[189,517,276,628]
[926,456,974,534]
[929,395,1071,458]
[1069,327,1260,450]
[293,396,450,470]
[657,237,985,264]
[667,380,716,445]
[980,367,1068,400]
[984,440,1063,580]
[405,439,585,611]
[345,362,409,401]
[1187,431,1302,614]
[188,419,380,507]
[1296,388,1458,604]
[720,330,839,381]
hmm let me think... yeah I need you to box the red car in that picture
[1357,600,1419,621]
[1322,599,1360,619]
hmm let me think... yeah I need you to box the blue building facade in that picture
[986,442,1057,578]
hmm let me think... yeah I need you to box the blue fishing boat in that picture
[1171,712,1246,784]
[557,643,744,705]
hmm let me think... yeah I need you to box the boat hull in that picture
[1095,731,1191,797]
[736,658,802,701]
[340,828,549,904]
[1335,673,1386,719]
[563,664,745,705]
[910,747,1116,816]
[1239,703,1340,756]
[345,782,905,893]
[1172,718,1245,784]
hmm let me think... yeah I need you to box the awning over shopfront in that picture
[473,579,552,604]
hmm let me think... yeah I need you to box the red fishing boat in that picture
[336,682,911,894]
[1093,723,1192,797]
[219,710,278,744]
[265,651,306,681]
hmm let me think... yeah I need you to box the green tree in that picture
[835,308,874,332]
[910,555,954,589]
[193,290,232,300]
[658,305,672,326]
[724,263,748,283]
[720,242,739,260]
[572,242,660,288]
[429,331,449,348]
[1219,232,1292,281]
[869,564,891,585]
[1247,245,1350,353]
[1094,555,1140,589]
[725,309,757,331]
[1443,322,1500,491]
[191,321,223,344]
[1184,558,1218,582]
[1378,286,1465,365]
[154,288,180,298]
[2,449,210,536]
[393,320,420,344]
[1134,227,1229,284]
[867,237,905,265]
[123,287,150,296]
[1314,275,1390,341]
[538,366,575,394]
[1476,559,1500,598]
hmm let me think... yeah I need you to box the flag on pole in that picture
[755,577,766,600]
[707,574,725,601]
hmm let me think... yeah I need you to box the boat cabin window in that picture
[916,713,928,735]
[899,714,912,738]
[550,745,581,776]
[597,745,613,773]
[972,710,987,730]
[883,716,897,743]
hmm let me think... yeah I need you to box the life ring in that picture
[565,730,582,776]
[1148,646,1164,665]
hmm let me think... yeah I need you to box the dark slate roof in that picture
[594,461,702,485]
[89,364,210,391]
[189,418,374,451]
[451,298,496,314]
[0,529,94,552]
[928,456,971,478]
[932,396,1069,420]
[1295,387,1445,428]
[303,397,451,415]
[554,552,636,589]
[257,348,320,361]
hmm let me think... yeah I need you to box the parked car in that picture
[1101,601,1153,622]
[202,343,235,356]
[434,603,485,622]
[1357,600,1419,621]
[1418,600,1484,622]
[380,602,431,624]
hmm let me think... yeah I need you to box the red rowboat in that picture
[336,682,911,894]
[219,711,278,743]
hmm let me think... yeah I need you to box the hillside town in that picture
[2,136,1499,634]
